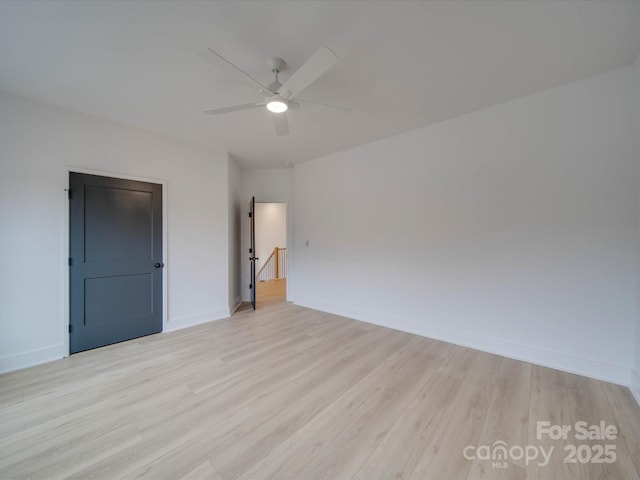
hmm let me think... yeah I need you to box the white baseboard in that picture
[164,307,230,332]
[0,344,66,375]
[229,296,243,315]
[1,308,232,374]
[294,296,633,388]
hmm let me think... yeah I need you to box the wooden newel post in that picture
[275,247,280,279]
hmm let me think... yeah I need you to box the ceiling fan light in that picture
[266,97,288,113]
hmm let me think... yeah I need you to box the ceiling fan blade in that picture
[273,113,290,136]
[197,48,273,95]
[297,98,351,112]
[204,102,262,116]
[277,46,338,100]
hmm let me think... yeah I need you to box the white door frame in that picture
[243,198,292,303]
[61,165,168,357]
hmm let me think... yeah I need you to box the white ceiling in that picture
[1,1,639,168]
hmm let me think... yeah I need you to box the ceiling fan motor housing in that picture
[267,57,286,93]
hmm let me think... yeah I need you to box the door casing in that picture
[62,166,168,357]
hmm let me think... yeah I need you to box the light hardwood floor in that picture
[1,301,639,479]
[256,278,286,307]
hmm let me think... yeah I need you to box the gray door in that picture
[69,173,163,353]
[249,196,257,310]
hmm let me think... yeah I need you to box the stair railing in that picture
[257,247,287,282]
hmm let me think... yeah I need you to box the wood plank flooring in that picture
[0,301,639,479]
[256,278,286,307]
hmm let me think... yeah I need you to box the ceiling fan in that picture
[196,46,349,136]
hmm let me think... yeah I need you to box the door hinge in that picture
[68,324,73,334]
[68,257,73,266]
[248,212,252,218]
[65,188,72,199]
[249,283,253,289]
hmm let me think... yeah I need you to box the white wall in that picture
[255,203,287,274]
[0,91,230,373]
[294,65,638,386]
[228,155,242,313]
[240,169,294,301]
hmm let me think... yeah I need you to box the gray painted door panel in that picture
[69,173,163,353]
[250,196,256,310]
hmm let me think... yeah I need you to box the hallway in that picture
[256,278,286,307]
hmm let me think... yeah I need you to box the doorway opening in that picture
[255,202,287,307]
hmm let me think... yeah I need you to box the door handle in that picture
[154,262,164,268]
[249,257,259,261]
